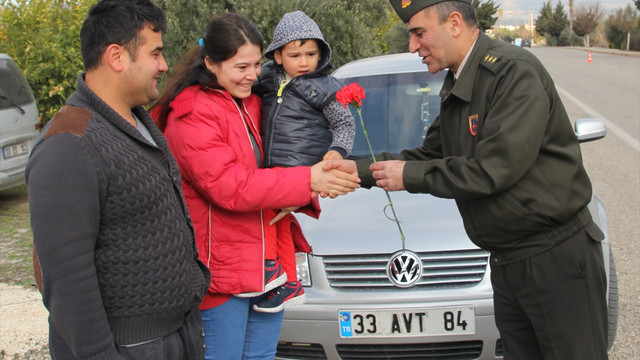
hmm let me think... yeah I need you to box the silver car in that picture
[0,53,40,191]
[276,53,618,360]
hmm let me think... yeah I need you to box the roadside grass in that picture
[0,185,50,360]
[0,185,36,288]
[0,345,49,360]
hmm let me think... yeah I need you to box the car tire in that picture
[607,246,619,350]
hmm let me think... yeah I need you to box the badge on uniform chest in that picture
[468,114,479,136]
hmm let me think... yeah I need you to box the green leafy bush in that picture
[0,0,92,127]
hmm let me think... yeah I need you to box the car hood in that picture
[294,187,479,256]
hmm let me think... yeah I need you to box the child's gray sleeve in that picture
[323,99,355,157]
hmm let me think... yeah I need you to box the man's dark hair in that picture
[80,0,166,71]
[431,1,478,28]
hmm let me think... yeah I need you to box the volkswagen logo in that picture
[386,250,422,288]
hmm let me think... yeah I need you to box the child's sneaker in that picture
[263,260,288,292]
[252,281,306,313]
[235,260,287,298]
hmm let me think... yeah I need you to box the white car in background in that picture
[0,53,40,191]
[276,53,618,360]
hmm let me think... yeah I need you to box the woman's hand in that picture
[310,159,360,197]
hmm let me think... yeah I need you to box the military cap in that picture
[389,0,472,23]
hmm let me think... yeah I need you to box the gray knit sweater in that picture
[26,74,209,360]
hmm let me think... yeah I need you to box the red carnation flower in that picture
[336,82,366,109]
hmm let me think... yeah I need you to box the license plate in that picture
[2,142,29,159]
[338,306,475,338]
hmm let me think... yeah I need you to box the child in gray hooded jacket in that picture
[254,10,355,313]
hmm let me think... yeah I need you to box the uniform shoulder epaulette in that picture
[479,52,506,74]
[44,105,92,139]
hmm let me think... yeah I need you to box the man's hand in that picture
[370,160,406,191]
[311,159,360,197]
[321,159,357,175]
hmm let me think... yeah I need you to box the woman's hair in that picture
[152,12,263,131]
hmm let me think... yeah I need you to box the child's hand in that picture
[270,206,299,225]
[323,150,343,161]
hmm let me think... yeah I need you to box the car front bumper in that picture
[277,297,502,360]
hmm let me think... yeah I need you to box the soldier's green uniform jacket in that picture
[357,33,600,263]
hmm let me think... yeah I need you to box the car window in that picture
[341,72,443,158]
[0,58,35,109]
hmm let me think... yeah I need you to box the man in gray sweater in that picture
[26,1,210,359]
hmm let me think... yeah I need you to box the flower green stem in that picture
[355,107,406,252]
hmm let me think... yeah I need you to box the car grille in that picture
[336,341,483,359]
[277,342,326,359]
[323,249,489,290]
[276,341,484,360]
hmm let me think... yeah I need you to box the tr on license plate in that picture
[338,306,475,338]
[2,142,29,159]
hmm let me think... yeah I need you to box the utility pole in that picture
[569,0,574,30]
[529,10,534,38]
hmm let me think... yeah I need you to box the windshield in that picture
[340,71,445,158]
[0,58,35,109]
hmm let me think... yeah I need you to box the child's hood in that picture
[264,11,332,70]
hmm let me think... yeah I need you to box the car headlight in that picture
[295,252,311,286]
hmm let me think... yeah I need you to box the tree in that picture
[535,1,569,46]
[611,5,639,51]
[381,11,410,54]
[155,0,230,70]
[535,1,554,37]
[0,0,93,126]
[493,27,518,43]
[550,2,570,39]
[472,0,499,32]
[572,2,604,48]
[605,15,626,49]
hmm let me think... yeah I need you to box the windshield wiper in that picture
[0,94,26,115]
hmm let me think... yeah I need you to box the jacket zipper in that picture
[223,91,267,290]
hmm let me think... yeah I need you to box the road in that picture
[529,47,640,359]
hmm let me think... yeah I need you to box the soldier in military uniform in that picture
[326,0,609,359]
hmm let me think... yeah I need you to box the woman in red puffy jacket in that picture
[151,13,359,360]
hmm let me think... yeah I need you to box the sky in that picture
[497,0,636,26]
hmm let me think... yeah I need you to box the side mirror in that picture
[575,118,606,143]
